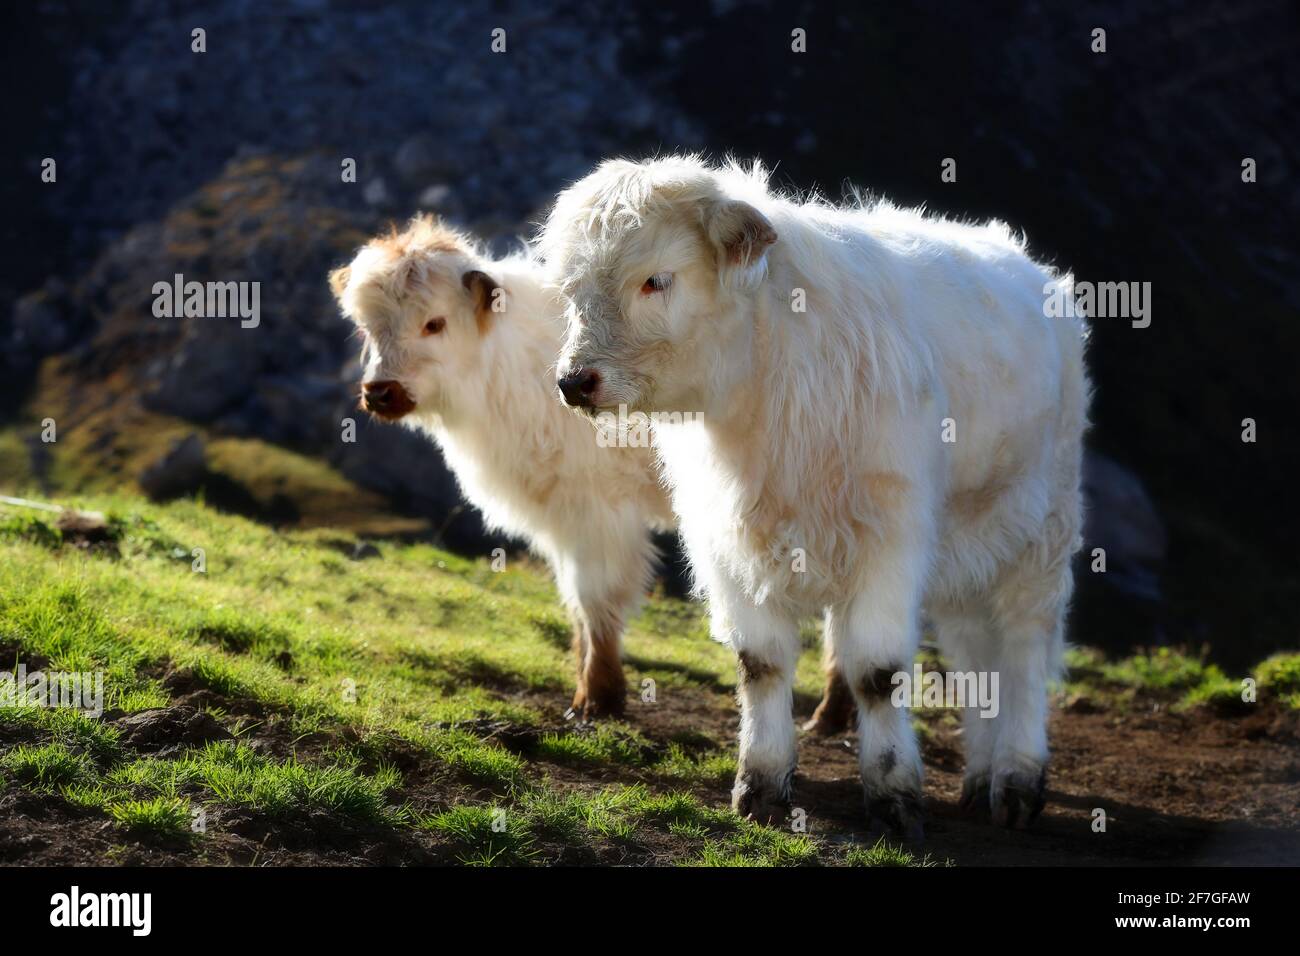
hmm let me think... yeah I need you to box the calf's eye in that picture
[640,272,673,295]
[423,317,446,336]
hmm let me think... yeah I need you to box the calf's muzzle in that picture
[557,368,600,408]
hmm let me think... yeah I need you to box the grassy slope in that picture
[0,479,884,866]
[2,438,1296,865]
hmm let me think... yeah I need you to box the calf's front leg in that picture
[718,594,801,825]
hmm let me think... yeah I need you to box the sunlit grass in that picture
[107,796,193,841]
[3,470,1291,866]
[1,742,92,790]
[1062,645,1298,713]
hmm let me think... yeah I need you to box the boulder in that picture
[138,434,208,500]
[9,280,75,358]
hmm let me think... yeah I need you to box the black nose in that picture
[364,382,394,411]
[557,368,600,407]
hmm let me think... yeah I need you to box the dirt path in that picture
[603,685,1300,865]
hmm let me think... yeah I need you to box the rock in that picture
[350,541,381,560]
[112,705,233,756]
[138,434,208,500]
[10,280,74,357]
[1082,452,1167,602]
[254,374,348,446]
[1071,451,1169,652]
[144,339,251,421]
[37,153,505,551]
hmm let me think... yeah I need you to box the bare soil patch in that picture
[521,681,1300,865]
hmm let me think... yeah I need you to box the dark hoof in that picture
[958,773,990,815]
[866,790,925,844]
[801,705,853,737]
[564,699,625,723]
[566,681,626,723]
[991,768,1046,829]
[732,772,792,826]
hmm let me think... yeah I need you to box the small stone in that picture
[351,540,381,560]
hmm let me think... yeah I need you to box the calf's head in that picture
[329,215,501,422]
[543,157,777,415]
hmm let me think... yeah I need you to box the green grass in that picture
[537,723,652,767]
[845,838,949,868]
[421,804,538,866]
[0,488,787,863]
[1,742,93,790]
[0,707,125,765]
[107,796,194,841]
[1181,651,1300,712]
[656,743,737,787]
[0,511,64,548]
[1256,653,1300,708]
[0,737,402,834]
[1103,646,1222,692]
[103,742,402,823]
[517,786,645,842]
[4,480,1292,865]
[693,825,820,867]
[1063,645,1300,713]
[203,749,401,821]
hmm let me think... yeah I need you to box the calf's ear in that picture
[462,270,504,333]
[328,265,352,302]
[706,200,777,283]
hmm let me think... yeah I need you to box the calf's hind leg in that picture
[983,537,1073,828]
[836,603,925,842]
[567,602,628,721]
[803,609,856,736]
[984,609,1061,828]
[933,608,1001,813]
[834,528,931,841]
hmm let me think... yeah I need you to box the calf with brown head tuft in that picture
[328,214,677,723]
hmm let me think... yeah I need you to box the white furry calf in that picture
[329,216,674,719]
[545,156,1089,835]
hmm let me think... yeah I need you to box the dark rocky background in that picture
[2,0,1296,667]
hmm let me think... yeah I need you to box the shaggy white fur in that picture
[330,216,674,719]
[544,156,1090,833]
